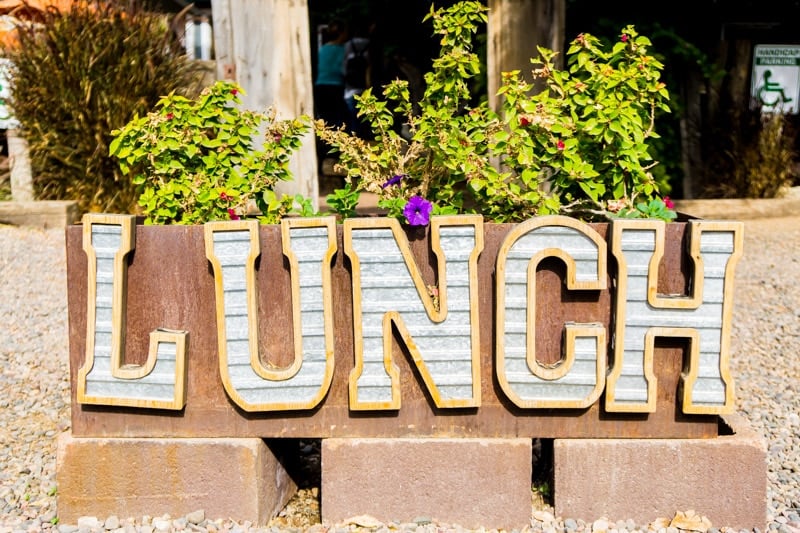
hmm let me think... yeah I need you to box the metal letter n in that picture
[345,215,484,410]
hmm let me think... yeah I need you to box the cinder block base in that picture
[56,432,297,525]
[321,438,532,530]
[553,414,767,530]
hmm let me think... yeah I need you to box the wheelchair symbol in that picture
[757,69,793,107]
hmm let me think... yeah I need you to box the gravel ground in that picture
[0,216,798,533]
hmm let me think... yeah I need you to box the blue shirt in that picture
[316,43,345,86]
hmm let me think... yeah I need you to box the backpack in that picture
[344,40,368,88]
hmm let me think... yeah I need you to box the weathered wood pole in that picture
[487,0,565,113]
[7,128,33,201]
[211,0,318,206]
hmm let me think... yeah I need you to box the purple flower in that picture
[381,174,404,189]
[403,196,433,226]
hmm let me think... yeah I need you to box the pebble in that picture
[1,217,799,532]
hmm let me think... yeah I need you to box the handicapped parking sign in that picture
[751,44,800,114]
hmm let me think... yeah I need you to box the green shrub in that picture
[317,2,675,224]
[1,0,205,214]
[110,80,314,225]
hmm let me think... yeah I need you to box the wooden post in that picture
[487,0,564,113]
[7,128,33,202]
[211,0,318,207]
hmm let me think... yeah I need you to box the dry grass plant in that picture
[703,110,797,199]
[1,0,206,213]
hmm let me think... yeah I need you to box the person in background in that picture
[314,19,349,168]
[342,21,371,138]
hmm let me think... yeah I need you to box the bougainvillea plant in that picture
[110,80,314,225]
[315,1,498,225]
[316,1,676,225]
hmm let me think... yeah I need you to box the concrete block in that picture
[321,438,532,530]
[553,414,767,530]
[56,432,297,525]
[0,200,79,228]
[674,186,800,220]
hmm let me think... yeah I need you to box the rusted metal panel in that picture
[66,220,720,438]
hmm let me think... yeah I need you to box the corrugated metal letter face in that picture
[495,216,608,408]
[607,219,744,414]
[204,218,337,412]
[77,214,188,410]
[344,216,484,411]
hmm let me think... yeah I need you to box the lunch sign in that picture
[65,213,743,439]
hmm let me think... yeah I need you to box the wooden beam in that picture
[211,0,319,207]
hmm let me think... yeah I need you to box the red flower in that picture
[220,192,229,201]
[621,34,629,43]
[556,139,565,151]
[231,89,239,96]
[519,116,531,127]
[165,112,174,120]
[664,196,675,209]
[227,208,240,221]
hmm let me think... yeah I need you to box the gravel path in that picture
[0,217,798,533]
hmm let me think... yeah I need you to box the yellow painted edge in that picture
[77,214,134,402]
[645,218,704,308]
[283,216,338,409]
[205,219,256,411]
[682,220,743,415]
[80,329,189,410]
[152,328,189,410]
[606,220,657,413]
[345,218,400,410]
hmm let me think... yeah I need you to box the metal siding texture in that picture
[83,224,182,405]
[499,224,604,405]
[349,224,478,405]
[211,225,331,406]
